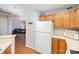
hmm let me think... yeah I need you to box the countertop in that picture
[53,35,67,39]
[0,35,16,54]
[0,39,12,54]
[0,35,16,39]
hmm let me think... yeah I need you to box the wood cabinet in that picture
[59,39,67,54]
[62,12,70,29]
[46,15,54,21]
[39,5,79,29]
[39,15,54,21]
[70,5,79,29]
[52,38,59,54]
[54,12,70,29]
[2,45,11,54]
[74,7,79,28]
[39,16,46,21]
[54,14,62,29]
[51,38,67,54]
[70,11,76,28]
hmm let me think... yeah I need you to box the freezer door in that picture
[35,21,52,33]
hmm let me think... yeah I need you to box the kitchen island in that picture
[0,35,16,54]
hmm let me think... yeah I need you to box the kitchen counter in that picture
[0,35,16,54]
[52,35,79,54]
[53,35,66,40]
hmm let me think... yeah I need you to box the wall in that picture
[0,13,8,35]
[0,13,13,35]
[26,9,40,49]
[12,18,24,30]
[53,29,64,37]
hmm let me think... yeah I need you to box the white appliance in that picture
[35,21,53,54]
[64,30,79,54]
[64,30,79,41]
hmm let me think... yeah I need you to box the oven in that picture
[64,30,79,54]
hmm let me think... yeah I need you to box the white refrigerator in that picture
[35,21,53,54]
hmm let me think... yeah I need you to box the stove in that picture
[64,30,79,41]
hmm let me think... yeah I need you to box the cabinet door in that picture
[54,14,62,29]
[70,5,79,28]
[70,11,76,28]
[39,16,46,21]
[62,12,70,29]
[59,39,67,54]
[52,38,67,54]
[2,45,11,54]
[52,38,59,54]
[6,45,11,54]
[46,15,53,21]
[76,8,79,27]
[51,15,55,22]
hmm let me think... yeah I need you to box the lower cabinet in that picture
[51,38,67,54]
[2,45,11,54]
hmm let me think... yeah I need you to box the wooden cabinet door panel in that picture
[52,38,67,54]
[6,45,11,54]
[72,7,79,28]
[59,39,67,54]
[70,11,76,28]
[39,16,46,21]
[77,8,79,27]
[2,45,11,54]
[62,12,70,29]
[54,14,62,28]
[52,39,59,54]
[46,15,53,21]
[75,8,79,27]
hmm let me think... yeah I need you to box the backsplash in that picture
[53,29,64,36]
[53,29,79,37]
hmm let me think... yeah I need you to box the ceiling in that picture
[16,4,75,11]
[1,4,76,15]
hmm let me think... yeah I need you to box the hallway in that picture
[15,34,38,54]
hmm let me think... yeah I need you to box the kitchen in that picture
[0,4,79,54]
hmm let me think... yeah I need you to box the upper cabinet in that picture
[70,5,79,29]
[54,12,70,29]
[39,5,79,29]
[62,12,70,29]
[74,6,79,28]
[70,11,76,28]
[54,13,62,29]
[39,15,54,21]
[46,15,54,21]
[39,16,46,21]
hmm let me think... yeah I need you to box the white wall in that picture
[0,14,8,35]
[0,13,13,35]
[53,29,64,37]
[26,9,40,49]
[12,18,24,30]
